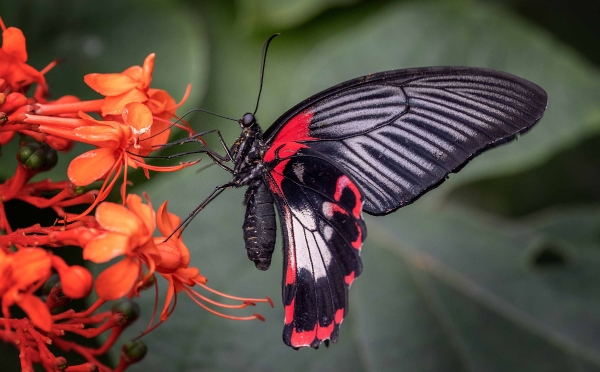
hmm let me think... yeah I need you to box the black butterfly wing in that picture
[263,147,366,348]
[263,66,547,215]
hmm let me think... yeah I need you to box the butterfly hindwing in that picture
[263,67,547,215]
[264,147,365,348]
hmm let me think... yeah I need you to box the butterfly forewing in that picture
[264,67,547,215]
[264,148,365,348]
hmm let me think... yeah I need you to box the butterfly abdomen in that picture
[243,181,277,271]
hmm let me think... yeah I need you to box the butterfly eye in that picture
[241,113,256,127]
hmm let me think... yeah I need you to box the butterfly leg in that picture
[155,129,233,162]
[165,182,236,240]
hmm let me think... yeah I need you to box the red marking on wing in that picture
[316,322,335,340]
[273,110,314,143]
[333,175,363,218]
[290,327,317,348]
[270,158,290,192]
[344,271,355,285]
[285,253,296,286]
[285,298,295,325]
[351,222,363,250]
[322,201,348,218]
[264,110,315,163]
[335,309,344,325]
[289,307,346,347]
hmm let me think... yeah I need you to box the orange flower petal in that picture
[95,258,139,300]
[122,65,142,80]
[125,194,155,237]
[160,274,175,321]
[154,240,182,273]
[2,27,27,62]
[68,147,117,186]
[17,294,52,332]
[84,73,139,96]
[101,89,148,116]
[72,125,121,147]
[12,248,52,288]
[122,102,152,135]
[177,240,191,268]
[157,200,181,237]
[83,232,130,263]
[141,53,155,90]
[95,201,143,236]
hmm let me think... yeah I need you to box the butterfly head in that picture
[240,113,257,128]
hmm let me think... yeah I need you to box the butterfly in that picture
[177,38,547,349]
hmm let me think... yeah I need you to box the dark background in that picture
[1,0,599,371]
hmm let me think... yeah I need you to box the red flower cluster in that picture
[0,18,271,372]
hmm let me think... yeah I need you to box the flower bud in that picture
[42,146,58,170]
[46,282,70,311]
[155,241,183,274]
[18,141,58,171]
[18,141,44,169]
[54,356,67,371]
[121,340,147,364]
[75,186,86,195]
[111,298,140,326]
[138,272,155,291]
[59,265,93,299]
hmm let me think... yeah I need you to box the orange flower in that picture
[24,102,197,214]
[152,201,272,323]
[84,53,155,116]
[84,194,161,300]
[0,18,46,93]
[0,248,53,331]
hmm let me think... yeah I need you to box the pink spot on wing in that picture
[345,271,355,285]
[333,175,363,218]
[290,327,316,348]
[351,223,363,250]
[334,309,344,324]
[322,201,348,218]
[285,298,295,325]
[270,159,290,191]
[316,322,335,340]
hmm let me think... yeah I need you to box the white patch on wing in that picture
[293,217,312,274]
[292,162,305,183]
[323,225,333,242]
[306,230,331,280]
[322,202,333,218]
[290,203,317,230]
[290,208,334,281]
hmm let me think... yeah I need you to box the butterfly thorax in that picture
[230,123,267,187]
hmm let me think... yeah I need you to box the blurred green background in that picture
[1,0,600,371]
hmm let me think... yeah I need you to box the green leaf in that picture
[235,0,360,31]
[367,203,600,371]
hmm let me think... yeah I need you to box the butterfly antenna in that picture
[253,33,280,115]
[140,108,237,143]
